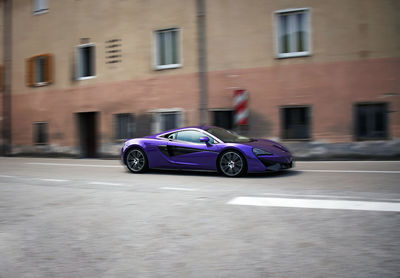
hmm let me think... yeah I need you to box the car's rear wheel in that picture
[218,150,246,177]
[126,147,148,173]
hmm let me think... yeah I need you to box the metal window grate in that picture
[281,106,311,140]
[355,103,388,140]
[115,114,135,140]
[33,122,48,145]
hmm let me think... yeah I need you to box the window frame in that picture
[354,102,389,141]
[153,28,182,70]
[280,105,312,141]
[210,108,234,130]
[159,128,221,145]
[76,43,96,80]
[33,122,49,145]
[32,0,48,15]
[274,8,311,59]
[151,108,184,133]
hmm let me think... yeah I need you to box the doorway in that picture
[77,112,98,158]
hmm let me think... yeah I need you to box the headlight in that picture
[252,148,272,156]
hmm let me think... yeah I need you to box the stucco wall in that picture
[11,0,198,93]
[5,0,400,157]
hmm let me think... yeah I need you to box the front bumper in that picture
[258,156,295,172]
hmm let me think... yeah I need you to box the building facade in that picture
[1,0,400,158]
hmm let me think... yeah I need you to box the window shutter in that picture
[0,65,3,91]
[44,54,53,84]
[26,57,34,87]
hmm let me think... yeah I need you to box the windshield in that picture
[206,127,253,143]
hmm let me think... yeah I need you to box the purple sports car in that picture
[121,126,294,177]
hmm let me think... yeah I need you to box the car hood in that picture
[240,139,290,154]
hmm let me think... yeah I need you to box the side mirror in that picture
[200,136,211,145]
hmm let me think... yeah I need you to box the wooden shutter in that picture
[26,57,34,87]
[0,65,2,91]
[44,54,53,84]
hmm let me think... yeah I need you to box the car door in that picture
[165,130,220,170]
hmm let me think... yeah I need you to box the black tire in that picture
[125,147,148,173]
[218,150,247,177]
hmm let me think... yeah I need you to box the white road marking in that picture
[0,175,16,178]
[161,187,199,191]
[298,161,400,163]
[301,170,400,174]
[228,197,400,212]
[89,181,123,186]
[262,193,400,202]
[39,178,69,182]
[26,162,120,168]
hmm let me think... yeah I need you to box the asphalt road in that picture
[0,157,399,278]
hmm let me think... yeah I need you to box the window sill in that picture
[33,82,50,87]
[355,138,389,142]
[76,76,96,81]
[33,9,48,15]
[281,138,312,142]
[276,52,311,59]
[154,64,182,71]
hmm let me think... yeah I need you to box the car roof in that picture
[150,125,219,138]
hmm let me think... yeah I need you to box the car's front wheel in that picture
[218,150,247,177]
[125,147,148,173]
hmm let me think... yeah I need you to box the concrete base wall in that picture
[9,139,400,160]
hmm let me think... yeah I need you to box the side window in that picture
[176,130,213,144]
[167,133,177,140]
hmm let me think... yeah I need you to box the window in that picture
[355,103,388,140]
[281,106,311,140]
[26,54,53,87]
[154,28,181,69]
[275,8,310,58]
[76,44,95,80]
[32,0,48,14]
[153,110,183,133]
[161,112,180,131]
[33,122,48,145]
[115,113,135,140]
[175,130,214,144]
[212,110,234,130]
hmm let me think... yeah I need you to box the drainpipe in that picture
[196,0,208,125]
[2,0,12,155]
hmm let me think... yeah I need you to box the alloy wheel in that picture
[126,148,147,173]
[219,151,245,177]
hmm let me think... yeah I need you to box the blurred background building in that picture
[1,0,399,158]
